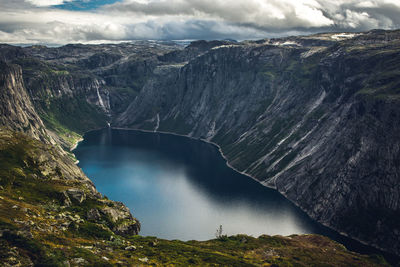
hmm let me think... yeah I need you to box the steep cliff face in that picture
[0,61,50,143]
[116,30,400,255]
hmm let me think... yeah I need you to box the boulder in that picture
[86,208,101,221]
[113,220,141,236]
[66,188,86,203]
[60,191,72,207]
[125,245,136,251]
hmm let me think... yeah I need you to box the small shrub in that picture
[215,225,227,241]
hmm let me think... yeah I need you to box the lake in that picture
[74,128,388,257]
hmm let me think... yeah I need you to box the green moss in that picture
[50,70,70,76]
[2,231,68,266]
[71,247,112,267]
[75,222,112,239]
[39,96,107,135]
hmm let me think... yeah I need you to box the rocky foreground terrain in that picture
[0,29,399,265]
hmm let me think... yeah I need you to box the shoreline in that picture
[70,137,83,151]
[73,126,398,261]
[110,129,363,236]
[70,125,110,152]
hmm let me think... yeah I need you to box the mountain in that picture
[0,29,399,265]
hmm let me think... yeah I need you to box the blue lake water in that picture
[74,128,391,259]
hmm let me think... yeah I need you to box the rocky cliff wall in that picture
[0,61,51,143]
[116,30,400,255]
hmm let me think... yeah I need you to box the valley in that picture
[0,29,399,265]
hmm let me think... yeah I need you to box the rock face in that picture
[0,61,50,142]
[115,30,400,255]
[66,188,87,203]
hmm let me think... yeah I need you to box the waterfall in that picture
[96,87,106,111]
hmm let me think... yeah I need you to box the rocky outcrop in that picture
[115,30,400,255]
[101,203,141,236]
[66,188,87,203]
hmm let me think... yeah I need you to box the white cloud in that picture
[25,0,71,7]
[108,0,334,29]
[0,0,399,45]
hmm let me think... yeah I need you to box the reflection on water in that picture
[74,128,393,260]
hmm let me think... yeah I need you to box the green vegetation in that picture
[341,41,400,100]
[50,69,70,76]
[39,96,107,133]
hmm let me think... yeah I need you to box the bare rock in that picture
[125,245,136,251]
[66,188,86,203]
[60,191,72,207]
[87,208,102,221]
[70,257,87,265]
[113,220,140,236]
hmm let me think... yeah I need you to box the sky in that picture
[0,0,400,45]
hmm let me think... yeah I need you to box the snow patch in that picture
[330,33,360,40]
[271,41,302,47]
[211,44,239,50]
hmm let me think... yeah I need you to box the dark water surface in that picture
[74,128,394,261]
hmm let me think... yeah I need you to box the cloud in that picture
[106,0,400,31]
[107,0,335,30]
[25,0,72,7]
[0,0,399,45]
[316,0,400,31]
